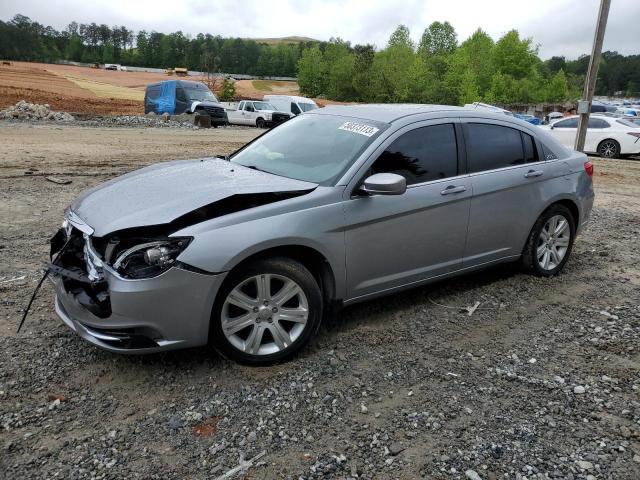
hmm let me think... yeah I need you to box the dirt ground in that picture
[0,122,639,479]
[0,62,309,115]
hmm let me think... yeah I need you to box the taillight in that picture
[584,161,594,177]
[627,132,640,138]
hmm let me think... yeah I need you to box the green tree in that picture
[218,78,236,101]
[544,56,566,75]
[493,30,538,79]
[65,33,83,61]
[458,69,480,104]
[297,45,325,96]
[369,43,414,102]
[352,44,375,101]
[102,41,115,63]
[387,25,414,50]
[418,21,457,57]
[456,29,495,96]
[545,69,569,102]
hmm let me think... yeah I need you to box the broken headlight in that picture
[111,237,191,279]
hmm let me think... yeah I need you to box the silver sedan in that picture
[50,105,594,364]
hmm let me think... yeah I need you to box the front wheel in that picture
[598,139,620,158]
[256,118,266,129]
[521,204,576,277]
[210,258,322,364]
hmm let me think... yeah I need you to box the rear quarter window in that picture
[540,143,558,161]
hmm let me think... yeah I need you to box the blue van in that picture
[144,80,228,126]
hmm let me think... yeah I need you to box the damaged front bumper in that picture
[50,222,226,354]
[52,267,224,353]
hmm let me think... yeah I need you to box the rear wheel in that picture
[597,139,620,158]
[521,204,575,277]
[211,258,322,364]
[256,118,266,129]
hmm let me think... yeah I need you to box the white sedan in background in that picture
[541,115,640,158]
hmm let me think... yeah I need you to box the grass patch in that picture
[57,73,144,101]
[251,80,277,92]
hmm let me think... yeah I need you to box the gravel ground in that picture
[1,123,639,479]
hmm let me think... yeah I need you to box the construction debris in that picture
[0,100,74,121]
[44,176,72,185]
[214,451,266,480]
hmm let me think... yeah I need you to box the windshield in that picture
[231,114,386,184]
[253,101,276,111]
[184,86,218,102]
[299,102,318,112]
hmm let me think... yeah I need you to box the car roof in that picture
[309,103,528,124]
[146,80,207,88]
[264,95,316,103]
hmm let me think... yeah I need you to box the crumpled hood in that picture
[71,158,317,237]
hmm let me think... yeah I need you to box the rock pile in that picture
[93,115,196,128]
[0,100,75,122]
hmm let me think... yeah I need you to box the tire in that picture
[210,257,323,364]
[256,118,266,129]
[521,204,576,277]
[597,139,620,159]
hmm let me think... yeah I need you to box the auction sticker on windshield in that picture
[339,122,379,137]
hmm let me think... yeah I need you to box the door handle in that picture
[524,170,543,178]
[440,185,467,195]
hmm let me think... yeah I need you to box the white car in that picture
[263,95,318,116]
[541,115,640,158]
[226,101,291,128]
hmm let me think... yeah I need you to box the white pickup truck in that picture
[226,100,291,128]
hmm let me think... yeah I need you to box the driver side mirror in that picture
[361,173,407,195]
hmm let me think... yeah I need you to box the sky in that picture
[1,0,638,59]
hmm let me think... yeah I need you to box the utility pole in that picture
[575,0,611,151]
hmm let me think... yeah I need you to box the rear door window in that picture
[466,123,525,172]
[370,124,458,185]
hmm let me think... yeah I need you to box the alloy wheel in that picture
[221,274,309,355]
[536,214,571,271]
[598,140,618,158]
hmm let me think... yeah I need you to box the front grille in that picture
[202,106,225,118]
[52,226,111,318]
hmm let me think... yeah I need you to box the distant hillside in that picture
[250,36,320,45]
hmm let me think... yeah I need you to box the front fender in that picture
[175,200,347,298]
